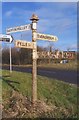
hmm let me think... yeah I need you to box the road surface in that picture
[2,65,78,85]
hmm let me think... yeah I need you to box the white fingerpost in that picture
[30,14,39,106]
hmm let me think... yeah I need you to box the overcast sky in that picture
[2,2,77,51]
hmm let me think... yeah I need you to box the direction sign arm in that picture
[6,24,31,34]
[0,34,13,43]
[37,33,58,41]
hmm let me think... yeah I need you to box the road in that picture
[2,65,77,85]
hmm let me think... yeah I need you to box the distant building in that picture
[37,50,76,60]
[63,51,76,59]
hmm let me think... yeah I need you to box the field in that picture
[2,69,78,119]
[38,61,77,71]
[2,60,77,71]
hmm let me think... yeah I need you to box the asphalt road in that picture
[2,65,78,85]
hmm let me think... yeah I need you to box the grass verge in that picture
[2,70,78,118]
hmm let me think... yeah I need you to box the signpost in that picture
[6,14,58,106]
[37,33,58,41]
[6,24,31,34]
[30,14,39,106]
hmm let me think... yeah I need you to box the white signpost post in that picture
[6,14,58,106]
[30,14,39,106]
[0,34,14,73]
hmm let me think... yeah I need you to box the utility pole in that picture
[30,14,39,106]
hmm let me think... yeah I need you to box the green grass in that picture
[2,70,78,118]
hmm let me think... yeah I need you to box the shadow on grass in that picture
[2,75,11,78]
[2,76,20,92]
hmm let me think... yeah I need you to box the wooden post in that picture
[30,14,39,106]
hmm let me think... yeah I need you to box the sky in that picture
[1,0,78,2]
[2,2,77,51]
[0,2,2,53]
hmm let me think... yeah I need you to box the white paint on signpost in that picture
[32,42,37,59]
[33,32,37,39]
[37,33,58,41]
[32,50,37,59]
[32,23,37,30]
[6,24,31,34]
[15,40,34,49]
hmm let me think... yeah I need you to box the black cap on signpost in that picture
[30,14,39,23]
